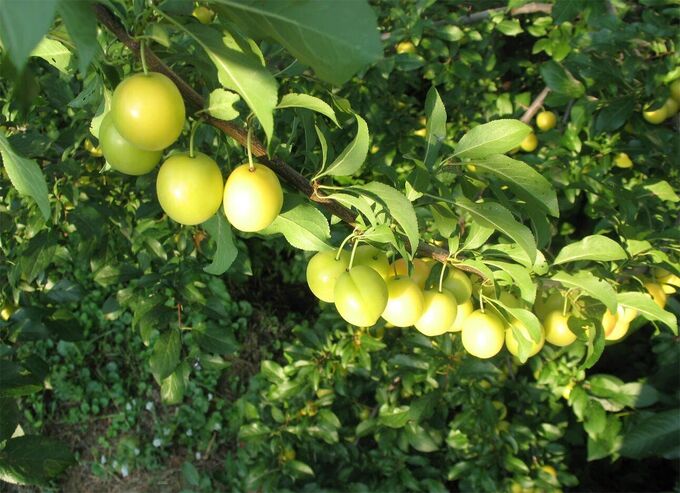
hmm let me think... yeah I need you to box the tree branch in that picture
[93,4,486,278]
[521,87,551,124]
[456,2,552,25]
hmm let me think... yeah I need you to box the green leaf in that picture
[505,308,543,363]
[204,88,240,121]
[454,120,531,159]
[0,132,50,220]
[0,435,74,486]
[424,86,447,168]
[277,93,339,126]
[583,400,607,438]
[456,197,536,264]
[327,192,377,225]
[595,98,634,133]
[540,60,585,97]
[644,180,680,203]
[160,361,189,405]
[378,405,411,428]
[238,422,271,440]
[406,423,439,452]
[149,329,181,382]
[0,0,58,71]
[458,154,558,217]
[184,24,277,142]
[620,409,680,459]
[461,222,494,251]
[587,415,622,461]
[181,462,200,487]
[194,322,238,354]
[617,292,677,334]
[361,224,397,246]
[58,0,98,73]
[203,213,238,275]
[0,398,19,442]
[260,360,286,384]
[0,360,42,397]
[261,202,331,251]
[316,114,369,177]
[285,460,314,477]
[496,19,523,36]
[485,261,536,305]
[554,235,627,265]
[353,182,420,254]
[213,0,382,85]
[551,271,617,312]
[30,37,71,73]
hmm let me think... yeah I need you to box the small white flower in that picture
[121,465,129,478]
[186,429,193,436]
[213,423,221,431]
[125,403,132,411]
[163,428,170,436]
[208,393,213,401]
[145,401,154,411]
[153,438,162,447]
[100,455,107,464]
[195,452,202,460]
[134,448,140,456]
[112,460,119,468]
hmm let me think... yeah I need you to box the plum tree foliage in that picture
[0,0,678,490]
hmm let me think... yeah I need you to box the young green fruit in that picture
[533,291,565,320]
[449,299,474,332]
[663,97,678,117]
[111,72,185,151]
[390,258,431,288]
[505,319,545,358]
[603,305,637,342]
[99,113,161,175]
[223,163,283,232]
[461,310,505,359]
[354,245,390,279]
[536,111,557,131]
[613,152,633,169]
[381,276,425,327]
[671,79,680,103]
[156,152,223,225]
[414,289,458,336]
[543,310,576,347]
[334,265,388,327]
[644,282,667,308]
[395,41,416,54]
[442,268,472,303]
[642,104,668,125]
[306,250,350,303]
[520,132,538,152]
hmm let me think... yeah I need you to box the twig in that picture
[521,87,551,124]
[93,5,487,277]
[456,3,552,25]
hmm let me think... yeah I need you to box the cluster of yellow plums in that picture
[305,246,511,359]
[96,71,283,231]
[519,110,556,153]
[306,244,677,360]
[642,79,680,125]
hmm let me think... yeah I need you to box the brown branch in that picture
[521,87,551,124]
[456,2,553,25]
[510,3,553,16]
[93,4,487,277]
